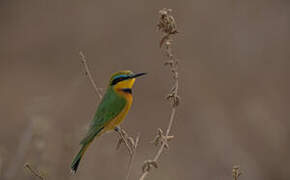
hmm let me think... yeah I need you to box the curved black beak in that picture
[130,72,147,79]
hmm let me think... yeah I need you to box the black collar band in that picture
[121,88,132,94]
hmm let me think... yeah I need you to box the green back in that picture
[80,86,127,145]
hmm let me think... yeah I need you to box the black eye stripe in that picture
[111,76,129,85]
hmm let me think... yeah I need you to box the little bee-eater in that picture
[71,70,146,173]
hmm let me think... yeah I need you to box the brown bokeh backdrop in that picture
[1,0,290,180]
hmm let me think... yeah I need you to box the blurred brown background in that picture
[1,0,290,180]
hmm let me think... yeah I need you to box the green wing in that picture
[80,87,127,145]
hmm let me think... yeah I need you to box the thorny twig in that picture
[24,163,44,180]
[79,51,139,179]
[232,165,242,180]
[139,8,180,180]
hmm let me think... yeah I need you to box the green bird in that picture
[71,70,146,173]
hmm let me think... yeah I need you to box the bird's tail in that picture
[70,142,91,174]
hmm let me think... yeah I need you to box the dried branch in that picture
[24,163,45,180]
[79,51,139,179]
[79,51,103,100]
[114,127,140,180]
[139,8,180,180]
[126,133,140,180]
[114,127,134,155]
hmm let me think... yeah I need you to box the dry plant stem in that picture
[24,163,44,180]
[139,8,179,180]
[114,127,140,180]
[139,110,176,180]
[79,51,103,100]
[126,134,140,180]
[114,127,133,155]
[79,51,138,179]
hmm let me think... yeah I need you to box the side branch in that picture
[139,8,180,180]
[79,51,103,100]
[140,109,177,180]
[24,163,44,180]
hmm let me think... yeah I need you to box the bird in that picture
[71,70,146,173]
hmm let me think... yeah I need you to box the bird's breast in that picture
[103,90,133,131]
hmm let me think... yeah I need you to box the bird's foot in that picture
[114,126,121,132]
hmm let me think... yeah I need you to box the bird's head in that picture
[109,70,146,92]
